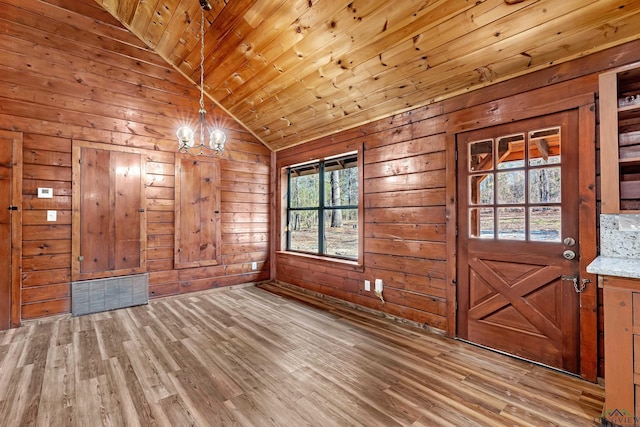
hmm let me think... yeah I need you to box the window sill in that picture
[276,251,364,272]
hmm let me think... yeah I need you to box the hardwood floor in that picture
[0,283,603,426]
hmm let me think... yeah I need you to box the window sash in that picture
[286,154,358,259]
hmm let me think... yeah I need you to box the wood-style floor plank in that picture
[0,283,604,426]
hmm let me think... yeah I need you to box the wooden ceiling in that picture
[95,0,640,151]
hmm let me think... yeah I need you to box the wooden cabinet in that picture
[174,156,221,269]
[72,142,147,281]
[600,63,640,213]
[602,276,640,425]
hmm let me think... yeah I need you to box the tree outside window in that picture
[287,153,358,259]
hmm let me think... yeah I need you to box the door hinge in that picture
[8,206,18,211]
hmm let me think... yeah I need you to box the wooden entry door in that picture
[0,131,22,330]
[457,110,580,374]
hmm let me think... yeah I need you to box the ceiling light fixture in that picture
[176,0,226,157]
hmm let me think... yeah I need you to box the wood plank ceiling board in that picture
[94,0,640,151]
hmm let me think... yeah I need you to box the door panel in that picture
[457,111,580,374]
[0,132,21,330]
[73,143,146,280]
[0,136,12,330]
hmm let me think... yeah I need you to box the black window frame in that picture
[286,152,359,260]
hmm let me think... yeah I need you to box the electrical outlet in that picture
[375,278,383,293]
[251,262,257,270]
[364,280,371,291]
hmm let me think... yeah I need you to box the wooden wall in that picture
[0,0,270,321]
[276,108,448,329]
[275,38,640,378]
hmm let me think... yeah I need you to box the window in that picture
[467,127,562,242]
[286,153,359,259]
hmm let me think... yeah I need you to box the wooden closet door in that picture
[73,143,146,280]
[0,136,12,329]
[0,131,22,329]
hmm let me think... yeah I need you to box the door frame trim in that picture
[1,130,23,328]
[444,95,597,381]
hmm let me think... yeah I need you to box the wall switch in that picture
[364,280,371,291]
[375,278,383,293]
[47,210,57,222]
[37,187,53,199]
[251,262,258,270]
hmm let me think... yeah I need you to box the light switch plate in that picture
[47,210,57,222]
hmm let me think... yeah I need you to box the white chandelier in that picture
[176,0,226,157]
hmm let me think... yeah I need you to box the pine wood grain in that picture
[0,0,273,321]
[0,285,603,426]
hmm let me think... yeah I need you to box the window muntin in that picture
[467,127,562,242]
[287,153,358,259]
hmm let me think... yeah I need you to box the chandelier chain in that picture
[175,1,225,157]
[199,6,205,112]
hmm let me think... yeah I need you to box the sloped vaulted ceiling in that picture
[95,0,640,151]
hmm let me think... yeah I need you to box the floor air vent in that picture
[71,273,148,316]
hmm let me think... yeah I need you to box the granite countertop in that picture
[586,256,640,279]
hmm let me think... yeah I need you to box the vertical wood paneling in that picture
[113,151,143,271]
[0,134,14,329]
[177,158,202,265]
[174,157,221,269]
[79,147,111,274]
[0,0,270,321]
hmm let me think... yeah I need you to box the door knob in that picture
[563,250,576,260]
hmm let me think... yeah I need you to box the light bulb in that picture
[209,129,226,153]
[177,126,195,147]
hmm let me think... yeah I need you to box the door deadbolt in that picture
[563,237,576,246]
[563,250,576,260]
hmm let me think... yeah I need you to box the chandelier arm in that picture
[176,2,225,157]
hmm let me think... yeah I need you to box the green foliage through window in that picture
[287,153,358,259]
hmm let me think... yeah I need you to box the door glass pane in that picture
[469,208,494,238]
[497,134,525,169]
[497,171,525,204]
[289,210,318,253]
[529,128,561,166]
[529,167,561,203]
[529,207,561,242]
[469,175,493,205]
[498,207,525,240]
[324,210,358,258]
[469,139,493,171]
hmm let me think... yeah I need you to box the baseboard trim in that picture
[262,280,446,336]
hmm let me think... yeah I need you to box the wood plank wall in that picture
[0,0,270,320]
[276,38,640,378]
